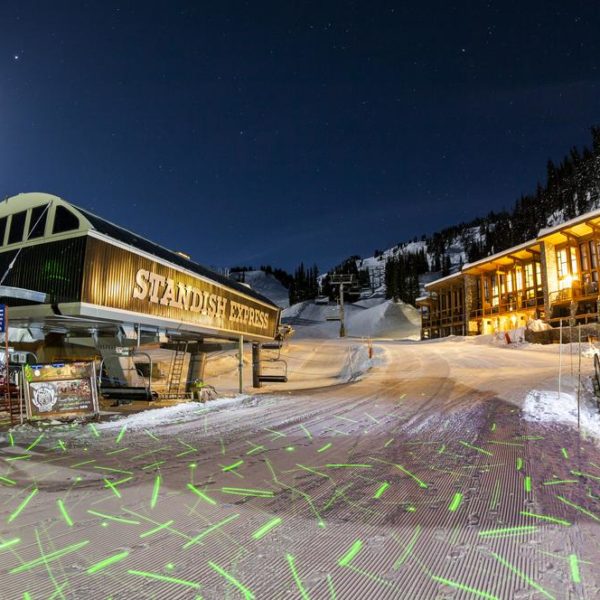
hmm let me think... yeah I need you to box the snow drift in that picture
[283,298,420,339]
[523,388,600,443]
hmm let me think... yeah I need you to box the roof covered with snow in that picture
[462,238,541,274]
[538,206,600,239]
[424,271,463,290]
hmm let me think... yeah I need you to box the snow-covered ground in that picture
[3,335,600,598]
[523,388,600,442]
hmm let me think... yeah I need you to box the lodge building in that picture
[419,207,600,339]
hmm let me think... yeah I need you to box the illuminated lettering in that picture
[147,273,166,303]
[176,284,192,310]
[131,269,270,330]
[160,278,179,307]
[133,269,150,300]
[190,289,202,313]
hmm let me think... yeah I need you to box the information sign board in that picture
[24,362,99,420]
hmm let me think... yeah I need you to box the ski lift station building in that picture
[0,193,282,398]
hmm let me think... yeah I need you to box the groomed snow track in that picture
[1,339,599,598]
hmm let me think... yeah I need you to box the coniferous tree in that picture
[322,126,600,307]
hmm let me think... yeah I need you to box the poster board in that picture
[24,362,99,420]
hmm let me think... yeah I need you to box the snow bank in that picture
[338,345,385,382]
[523,388,600,443]
[284,299,420,340]
[582,344,600,359]
[97,395,252,431]
[282,301,308,319]
[471,327,529,346]
[527,318,552,332]
[353,297,388,309]
[347,299,420,339]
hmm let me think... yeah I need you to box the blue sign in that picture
[0,304,5,333]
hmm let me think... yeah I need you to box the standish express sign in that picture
[132,268,270,330]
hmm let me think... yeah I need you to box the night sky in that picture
[1,2,599,271]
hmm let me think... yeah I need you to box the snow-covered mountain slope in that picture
[355,231,474,292]
[324,130,600,304]
[242,270,289,308]
[283,298,420,339]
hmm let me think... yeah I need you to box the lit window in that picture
[515,266,523,291]
[590,241,598,269]
[570,247,578,274]
[580,242,589,271]
[556,248,568,279]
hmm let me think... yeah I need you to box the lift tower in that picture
[329,274,356,338]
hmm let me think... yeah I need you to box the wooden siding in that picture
[0,236,87,305]
[81,237,280,339]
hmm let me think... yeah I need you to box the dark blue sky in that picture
[1,2,599,271]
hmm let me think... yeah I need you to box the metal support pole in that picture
[577,323,581,435]
[570,300,576,377]
[339,283,346,338]
[19,367,24,425]
[5,306,11,425]
[558,318,563,401]
[252,343,261,388]
[238,335,244,394]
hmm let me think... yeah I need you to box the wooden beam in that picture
[518,248,540,257]
[562,231,579,244]
[508,254,526,264]
[584,220,600,234]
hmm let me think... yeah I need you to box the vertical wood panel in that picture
[81,237,279,338]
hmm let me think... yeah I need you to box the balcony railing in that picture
[422,307,464,328]
[549,281,599,306]
[469,292,544,320]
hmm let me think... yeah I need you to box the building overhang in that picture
[6,302,278,343]
[538,212,600,245]
[462,241,541,275]
[424,271,464,292]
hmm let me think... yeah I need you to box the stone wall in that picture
[525,323,600,344]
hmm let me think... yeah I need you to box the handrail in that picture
[549,285,599,304]
[469,294,544,319]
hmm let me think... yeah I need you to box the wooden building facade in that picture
[539,208,600,325]
[417,272,466,339]
[462,241,544,335]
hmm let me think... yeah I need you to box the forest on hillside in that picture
[384,126,600,304]
[235,127,600,308]
[428,126,600,266]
